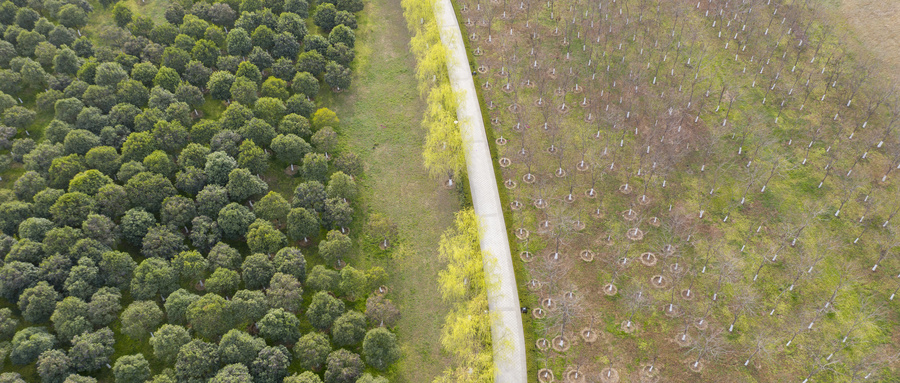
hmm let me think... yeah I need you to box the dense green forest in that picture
[0,0,403,381]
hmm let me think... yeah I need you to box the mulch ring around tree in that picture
[537,368,555,383]
[580,327,599,342]
[599,368,619,383]
[639,252,657,266]
[579,250,594,262]
[551,335,571,352]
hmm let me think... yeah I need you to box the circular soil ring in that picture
[564,193,575,203]
[469,33,479,41]
[622,210,638,221]
[694,318,709,331]
[546,252,562,262]
[442,178,455,189]
[473,47,483,56]
[510,200,523,210]
[573,220,586,231]
[477,65,488,74]
[376,285,389,295]
[585,188,598,198]
[490,117,501,126]
[669,263,683,274]
[495,137,508,145]
[675,333,693,347]
[599,368,619,383]
[534,199,549,209]
[551,335,571,352]
[521,251,535,263]
[284,166,299,176]
[592,208,604,219]
[580,100,591,108]
[648,217,660,227]
[534,98,547,107]
[603,284,618,296]
[619,184,633,194]
[640,252,657,266]
[537,368,555,383]
[482,82,492,90]
[640,365,660,382]
[566,369,587,383]
[515,228,529,240]
[620,321,637,333]
[504,179,517,189]
[498,157,511,167]
[536,220,553,233]
[680,289,695,300]
[523,173,536,183]
[580,327,598,343]
[579,250,595,262]
[663,304,682,318]
[536,338,551,352]
[626,228,644,241]
[584,113,595,122]
[507,103,521,112]
[557,104,571,114]
[663,244,677,256]
[555,168,567,178]
[688,360,704,373]
[542,298,557,311]
[576,161,590,171]
[533,307,547,319]
[547,145,558,154]
[638,194,652,206]
[650,275,668,289]
[526,279,541,290]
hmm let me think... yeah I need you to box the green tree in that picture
[98,251,134,289]
[238,139,268,174]
[322,198,353,230]
[338,266,367,301]
[324,349,362,383]
[189,216,221,252]
[149,324,190,365]
[307,291,345,331]
[113,3,132,28]
[175,167,208,196]
[69,327,115,372]
[292,72,319,98]
[258,308,301,344]
[285,372,324,383]
[37,349,72,383]
[218,329,265,366]
[174,83,204,108]
[187,293,229,339]
[247,219,286,255]
[254,97,287,126]
[112,354,151,383]
[205,151,238,186]
[255,191,290,224]
[306,265,339,292]
[94,62,128,88]
[3,106,36,129]
[178,144,211,170]
[296,51,326,76]
[17,217,54,242]
[226,168,268,201]
[324,61,351,91]
[57,5,87,29]
[313,3,338,31]
[125,172,177,213]
[68,169,111,196]
[218,203,256,239]
[11,327,56,365]
[120,208,155,246]
[172,250,207,283]
[266,273,302,312]
[270,134,310,166]
[362,328,399,370]
[121,132,157,163]
[54,97,85,124]
[207,242,241,270]
[251,346,291,383]
[240,253,274,290]
[0,308,19,340]
[49,192,94,227]
[94,184,128,219]
[196,185,230,218]
[229,76,257,106]
[206,268,240,296]
[208,71,236,101]
[163,289,199,326]
[161,196,197,228]
[86,287,121,327]
[286,207,319,242]
[141,225,186,260]
[153,66,181,93]
[293,332,330,370]
[0,261,40,302]
[226,28,252,56]
[239,118,276,148]
[325,171,357,201]
[175,340,220,383]
[319,230,351,267]
[18,282,58,324]
[84,146,120,177]
[130,257,177,300]
[332,310,366,347]
[49,297,89,344]
[328,25,355,47]
[210,364,252,383]
[121,301,163,340]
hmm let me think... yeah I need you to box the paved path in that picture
[433,1,527,381]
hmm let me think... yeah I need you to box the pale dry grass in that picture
[837,0,900,81]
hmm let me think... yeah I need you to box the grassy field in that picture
[316,0,461,380]
[459,0,900,381]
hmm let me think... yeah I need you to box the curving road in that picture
[433,0,528,381]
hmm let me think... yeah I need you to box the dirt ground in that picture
[835,0,900,81]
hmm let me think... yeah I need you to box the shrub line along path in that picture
[433,0,527,381]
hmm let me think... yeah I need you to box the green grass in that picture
[314,0,461,380]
